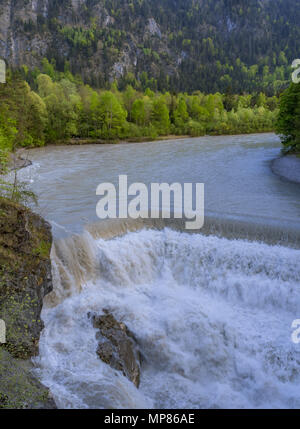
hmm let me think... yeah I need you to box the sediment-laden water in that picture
[18,133,300,408]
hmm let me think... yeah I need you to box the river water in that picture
[19,133,300,409]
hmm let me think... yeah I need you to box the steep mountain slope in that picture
[0,0,299,93]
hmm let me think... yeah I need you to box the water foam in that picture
[33,227,300,409]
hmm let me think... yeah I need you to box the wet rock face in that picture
[89,310,141,387]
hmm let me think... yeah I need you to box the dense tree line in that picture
[0,64,279,167]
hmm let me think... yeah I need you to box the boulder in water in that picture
[89,310,141,387]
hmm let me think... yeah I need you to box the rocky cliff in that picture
[0,0,299,93]
[0,197,56,408]
[90,310,141,388]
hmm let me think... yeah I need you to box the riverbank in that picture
[2,132,275,175]
[49,130,275,146]
[271,154,300,184]
[60,134,191,145]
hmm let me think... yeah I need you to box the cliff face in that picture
[0,0,299,93]
[0,197,55,408]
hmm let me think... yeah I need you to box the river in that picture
[18,133,300,409]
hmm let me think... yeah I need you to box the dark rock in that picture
[89,310,141,387]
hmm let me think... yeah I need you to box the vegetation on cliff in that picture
[0,348,55,408]
[0,197,52,358]
[0,197,55,408]
[0,0,298,94]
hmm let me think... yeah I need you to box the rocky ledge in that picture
[89,310,141,388]
[0,197,56,408]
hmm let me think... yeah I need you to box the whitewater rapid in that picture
[20,134,300,408]
[33,227,300,409]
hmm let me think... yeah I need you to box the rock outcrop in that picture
[0,0,297,94]
[0,197,52,358]
[0,348,56,409]
[0,197,55,408]
[89,310,141,387]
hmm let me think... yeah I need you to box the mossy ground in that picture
[0,197,55,408]
[0,348,55,409]
[0,197,52,358]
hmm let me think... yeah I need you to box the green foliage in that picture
[37,74,80,141]
[96,91,127,138]
[0,174,38,206]
[173,97,189,132]
[0,71,46,151]
[151,97,171,135]
[0,66,279,157]
[20,0,299,94]
[32,240,52,258]
[276,83,300,153]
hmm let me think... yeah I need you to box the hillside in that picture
[0,0,299,93]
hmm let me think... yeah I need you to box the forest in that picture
[1,0,299,95]
[276,81,300,154]
[0,59,280,170]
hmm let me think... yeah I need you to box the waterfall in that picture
[33,221,300,409]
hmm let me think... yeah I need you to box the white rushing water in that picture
[22,134,299,408]
[33,227,300,409]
